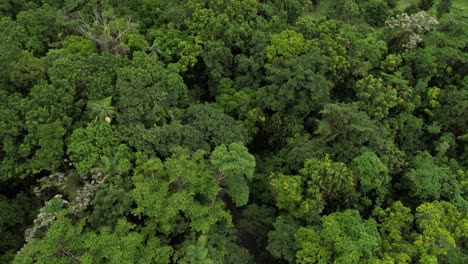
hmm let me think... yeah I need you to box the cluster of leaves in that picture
[1,0,467,263]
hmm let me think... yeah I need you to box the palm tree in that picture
[86,96,117,123]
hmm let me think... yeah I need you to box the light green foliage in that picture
[149,28,202,72]
[380,54,402,72]
[67,123,120,174]
[373,201,415,263]
[174,235,213,264]
[211,143,255,206]
[184,0,257,44]
[82,220,144,263]
[296,210,382,264]
[300,155,357,207]
[130,155,177,234]
[307,19,351,83]
[270,174,312,218]
[61,36,97,57]
[15,211,85,264]
[270,155,356,220]
[138,237,173,264]
[131,150,231,234]
[414,201,468,263]
[355,75,402,119]
[266,30,311,62]
[185,0,229,43]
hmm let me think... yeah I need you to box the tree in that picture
[351,151,390,208]
[418,0,434,11]
[86,96,117,123]
[295,210,382,263]
[373,201,416,263]
[364,0,390,27]
[266,215,300,263]
[174,235,213,264]
[325,0,360,21]
[437,0,452,18]
[131,149,231,235]
[210,143,256,207]
[386,11,439,51]
[77,7,140,56]
[81,220,147,263]
[315,103,388,162]
[115,51,189,128]
[183,103,250,148]
[9,51,46,90]
[15,5,59,54]
[299,155,357,210]
[355,75,402,120]
[269,155,358,221]
[413,201,468,263]
[404,152,457,202]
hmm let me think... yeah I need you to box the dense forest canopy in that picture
[0,0,467,263]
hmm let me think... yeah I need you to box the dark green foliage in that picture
[385,0,398,8]
[437,0,452,18]
[266,215,300,263]
[0,194,31,263]
[418,0,434,10]
[364,0,390,27]
[2,1,468,263]
[404,152,457,202]
[183,104,250,147]
[88,186,132,228]
[404,4,421,14]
